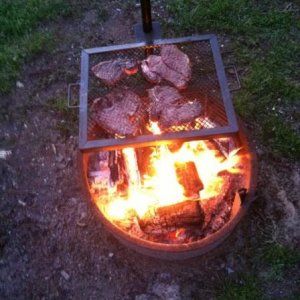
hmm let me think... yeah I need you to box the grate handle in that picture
[67,83,80,108]
[225,65,241,92]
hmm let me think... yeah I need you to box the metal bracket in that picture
[238,188,247,204]
[67,83,80,108]
[225,65,241,92]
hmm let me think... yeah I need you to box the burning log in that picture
[167,142,184,153]
[139,200,204,229]
[174,161,203,198]
[135,146,156,179]
[201,174,233,234]
[122,148,141,187]
[88,152,111,193]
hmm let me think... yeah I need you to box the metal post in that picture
[141,0,152,33]
[134,0,160,42]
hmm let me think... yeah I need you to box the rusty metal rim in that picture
[80,120,257,260]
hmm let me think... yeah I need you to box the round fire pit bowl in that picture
[80,122,257,260]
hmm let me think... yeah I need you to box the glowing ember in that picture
[92,122,242,224]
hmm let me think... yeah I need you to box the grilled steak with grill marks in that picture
[92,59,139,86]
[161,44,191,82]
[141,45,191,89]
[159,101,202,129]
[148,85,182,120]
[141,58,162,84]
[91,88,144,136]
[148,85,202,129]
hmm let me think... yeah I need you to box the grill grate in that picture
[79,35,238,152]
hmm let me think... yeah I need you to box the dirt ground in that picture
[0,1,299,299]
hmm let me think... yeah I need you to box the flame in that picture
[96,122,242,221]
[148,121,162,135]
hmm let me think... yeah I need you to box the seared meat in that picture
[141,58,161,84]
[161,45,191,82]
[148,85,202,129]
[141,45,191,89]
[91,88,144,136]
[159,101,202,129]
[92,59,139,85]
[148,85,182,120]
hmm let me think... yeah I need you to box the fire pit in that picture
[81,125,255,260]
[71,1,257,259]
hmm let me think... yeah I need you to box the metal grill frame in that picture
[79,34,238,152]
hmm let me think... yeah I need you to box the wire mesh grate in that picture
[79,35,238,151]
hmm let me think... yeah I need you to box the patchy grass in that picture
[167,0,300,159]
[262,116,300,159]
[216,275,263,300]
[48,97,78,137]
[261,242,300,280]
[0,0,71,94]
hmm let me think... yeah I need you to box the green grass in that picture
[167,0,300,159]
[48,97,78,137]
[0,0,71,94]
[261,242,300,280]
[217,276,263,300]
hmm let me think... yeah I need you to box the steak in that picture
[141,58,161,84]
[91,88,144,136]
[159,101,202,129]
[92,59,139,85]
[148,85,202,129]
[148,85,182,120]
[161,45,191,81]
[141,45,191,89]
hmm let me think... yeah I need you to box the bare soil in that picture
[0,1,299,299]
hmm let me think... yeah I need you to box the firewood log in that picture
[174,161,204,198]
[139,200,204,229]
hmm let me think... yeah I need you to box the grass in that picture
[216,239,299,298]
[167,0,300,159]
[261,242,300,280]
[217,275,263,300]
[0,0,71,94]
[47,97,78,138]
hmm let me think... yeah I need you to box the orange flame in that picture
[97,122,242,221]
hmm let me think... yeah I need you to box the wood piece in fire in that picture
[91,87,144,136]
[201,174,233,234]
[91,59,139,85]
[175,161,204,198]
[139,200,204,229]
[135,146,156,179]
[167,142,184,153]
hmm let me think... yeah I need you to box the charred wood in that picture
[135,146,155,179]
[201,174,234,235]
[167,142,184,153]
[175,161,204,198]
[139,200,204,230]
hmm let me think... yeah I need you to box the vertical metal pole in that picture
[140,0,153,33]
